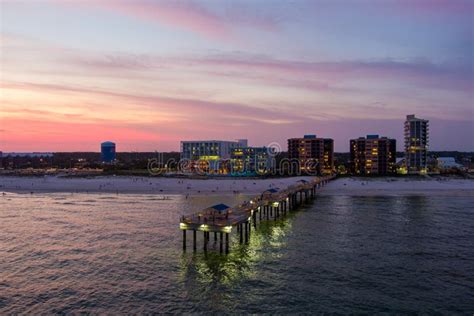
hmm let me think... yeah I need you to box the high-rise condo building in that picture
[350,135,396,175]
[230,147,275,176]
[180,139,248,174]
[404,115,429,174]
[287,135,334,175]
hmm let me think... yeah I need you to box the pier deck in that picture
[180,175,335,253]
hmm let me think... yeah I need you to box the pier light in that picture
[179,223,188,230]
[200,224,209,231]
[223,226,232,233]
[272,202,279,207]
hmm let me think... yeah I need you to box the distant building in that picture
[180,139,248,174]
[1,152,53,158]
[101,141,116,163]
[230,147,274,176]
[436,157,464,170]
[288,135,334,175]
[0,152,53,169]
[404,115,429,174]
[350,135,396,175]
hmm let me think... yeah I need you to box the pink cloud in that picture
[179,54,474,92]
[2,79,473,152]
[0,80,308,125]
[58,0,277,41]
[61,49,473,93]
[97,0,230,40]
[394,0,473,15]
[4,32,470,96]
[0,118,163,151]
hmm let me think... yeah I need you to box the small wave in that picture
[98,197,118,200]
[59,202,77,205]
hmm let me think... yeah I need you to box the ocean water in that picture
[0,191,473,314]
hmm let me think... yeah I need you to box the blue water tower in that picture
[101,141,116,163]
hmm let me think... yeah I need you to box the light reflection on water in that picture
[0,191,473,313]
[181,214,294,285]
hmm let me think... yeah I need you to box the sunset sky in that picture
[1,0,473,152]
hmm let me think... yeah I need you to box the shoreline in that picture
[0,175,314,195]
[1,175,473,196]
[322,177,474,196]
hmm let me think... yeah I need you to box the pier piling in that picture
[183,230,186,250]
[225,233,229,254]
[220,232,223,253]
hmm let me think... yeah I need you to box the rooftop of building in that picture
[352,135,394,140]
[437,157,456,162]
[181,139,247,143]
[406,114,429,122]
[232,146,269,150]
[288,136,333,140]
[1,152,54,157]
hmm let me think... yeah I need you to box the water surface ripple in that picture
[0,192,473,313]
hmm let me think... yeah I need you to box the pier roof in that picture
[210,204,231,212]
[265,188,280,193]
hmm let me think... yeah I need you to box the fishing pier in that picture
[179,176,334,253]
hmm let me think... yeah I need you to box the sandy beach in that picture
[0,176,315,195]
[322,177,474,196]
[1,175,473,196]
